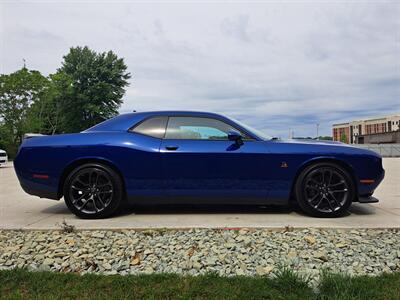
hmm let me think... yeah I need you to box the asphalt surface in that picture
[0,159,399,229]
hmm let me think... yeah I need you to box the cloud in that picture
[221,14,251,42]
[1,1,399,137]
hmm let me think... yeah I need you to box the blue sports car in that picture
[14,111,384,219]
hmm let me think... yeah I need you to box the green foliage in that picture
[0,68,50,157]
[56,46,131,132]
[272,267,311,293]
[26,72,73,135]
[0,268,314,299]
[340,133,348,143]
[0,125,14,153]
[318,271,400,300]
[0,46,131,157]
[1,268,400,299]
[318,136,333,141]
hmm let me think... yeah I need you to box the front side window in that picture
[131,116,168,138]
[165,117,249,140]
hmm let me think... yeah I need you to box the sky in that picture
[1,0,399,138]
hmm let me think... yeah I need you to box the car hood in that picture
[283,139,348,146]
[268,138,381,157]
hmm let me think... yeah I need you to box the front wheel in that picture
[63,163,124,219]
[295,162,355,217]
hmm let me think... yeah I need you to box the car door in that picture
[126,116,167,199]
[160,116,270,204]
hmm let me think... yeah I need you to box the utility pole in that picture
[316,123,320,140]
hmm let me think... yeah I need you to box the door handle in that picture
[165,145,179,151]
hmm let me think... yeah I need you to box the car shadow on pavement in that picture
[348,203,377,215]
[118,203,304,216]
[39,201,298,216]
[117,201,378,217]
[40,199,377,218]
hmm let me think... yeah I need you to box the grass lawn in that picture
[0,268,399,300]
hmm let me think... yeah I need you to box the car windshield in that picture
[230,118,273,141]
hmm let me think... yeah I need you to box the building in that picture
[332,114,400,144]
[332,122,351,143]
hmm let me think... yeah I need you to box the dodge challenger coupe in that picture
[14,111,384,219]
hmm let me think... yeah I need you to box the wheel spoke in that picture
[309,193,320,204]
[98,189,113,194]
[77,198,90,211]
[71,185,90,192]
[76,177,89,187]
[69,168,114,214]
[308,178,321,185]
[321,170,326,183]
[327,192,342,208]
[89,171,95,186]
[95,173,100,186]
[303,166,350,214]
[306,186,319,192]
[329,181,345,188]
[91,198,99,212]
[97,194,105,207]
[314,196,324,209]
[72,192,89,204]
[325,197,335,212]
[330,188,348,193]
[327,170,333,185]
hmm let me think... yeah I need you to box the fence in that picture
[353,144,400,157]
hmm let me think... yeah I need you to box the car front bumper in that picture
[358,196,379,203]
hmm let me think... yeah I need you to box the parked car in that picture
[0,149,7,167]
[14,111,384,219]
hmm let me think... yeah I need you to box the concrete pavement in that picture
[1,159,399,229]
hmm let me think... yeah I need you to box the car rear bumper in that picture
[19,180,59,200]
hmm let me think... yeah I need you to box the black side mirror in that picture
[228,131,244,146]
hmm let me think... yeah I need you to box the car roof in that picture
[131,110,224,117]
[84,110,264,140]
[85,111,228,132]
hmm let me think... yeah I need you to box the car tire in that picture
[63,163,124,219]
[295,162,355,218]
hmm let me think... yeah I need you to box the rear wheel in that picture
[295,162,355,217]
[63,163,123,219]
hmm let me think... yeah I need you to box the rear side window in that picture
[130,116,168,138]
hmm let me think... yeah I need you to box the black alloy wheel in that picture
[295,162,355,217]
[64,163,123,219]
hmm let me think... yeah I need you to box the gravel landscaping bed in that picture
[1,228,399,281]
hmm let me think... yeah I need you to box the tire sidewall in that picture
[63,163,123,219]
[295,162,355,218]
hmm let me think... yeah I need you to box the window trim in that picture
[163,115,256,141]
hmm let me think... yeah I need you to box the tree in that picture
[318,136,333,141]
[26,72,72,135]
[340,133,348,143]
[56,46,131,132]
[0,67,50,156]
[0,46,132,155]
